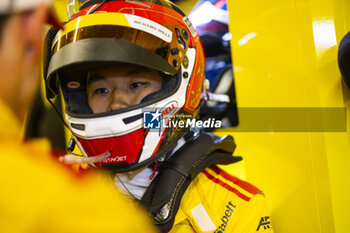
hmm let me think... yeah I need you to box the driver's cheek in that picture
[133,88,154,105]
[89,95,110,114]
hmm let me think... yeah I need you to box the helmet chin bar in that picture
[102,138,179,173]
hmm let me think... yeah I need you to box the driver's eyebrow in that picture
[88,73,106,85]
[125,67,153,77]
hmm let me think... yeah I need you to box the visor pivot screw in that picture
[183,72,189,79]
[171,48,179,55]
[182,29,189,40]
[173,59,178,67]
[182,56,189,69]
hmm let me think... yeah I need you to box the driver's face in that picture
[87,64,162,113]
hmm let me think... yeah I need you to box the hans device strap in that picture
[140,132,241,233]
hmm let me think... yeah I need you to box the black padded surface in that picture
[338,32,350,88]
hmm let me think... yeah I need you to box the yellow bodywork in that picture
[52,0,350,232]
[225,0,350,232]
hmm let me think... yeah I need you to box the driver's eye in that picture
[94,88,109,94]
[130,82,147,89]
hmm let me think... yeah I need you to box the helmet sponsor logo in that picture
[105,156,127,163]
[125,14,172,42]
[183,16,197,37]
[67,81,80,88]
[160,101,178,117]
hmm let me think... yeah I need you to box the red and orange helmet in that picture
[44,0,205,172]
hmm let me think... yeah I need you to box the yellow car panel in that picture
[227,0,350,232]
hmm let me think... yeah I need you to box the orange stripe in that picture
[209,166,262,195]
[202,169,251,201]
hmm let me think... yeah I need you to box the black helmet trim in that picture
[47,37,177,89]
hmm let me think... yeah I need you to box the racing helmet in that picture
[44,0,205,172]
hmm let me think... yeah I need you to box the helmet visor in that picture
[51,22,171,60]
[47,12,191,80]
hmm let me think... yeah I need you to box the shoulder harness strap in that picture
[140,132,241,233]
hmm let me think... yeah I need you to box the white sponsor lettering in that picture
[126,14,172,42]
[105,156,127,163]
